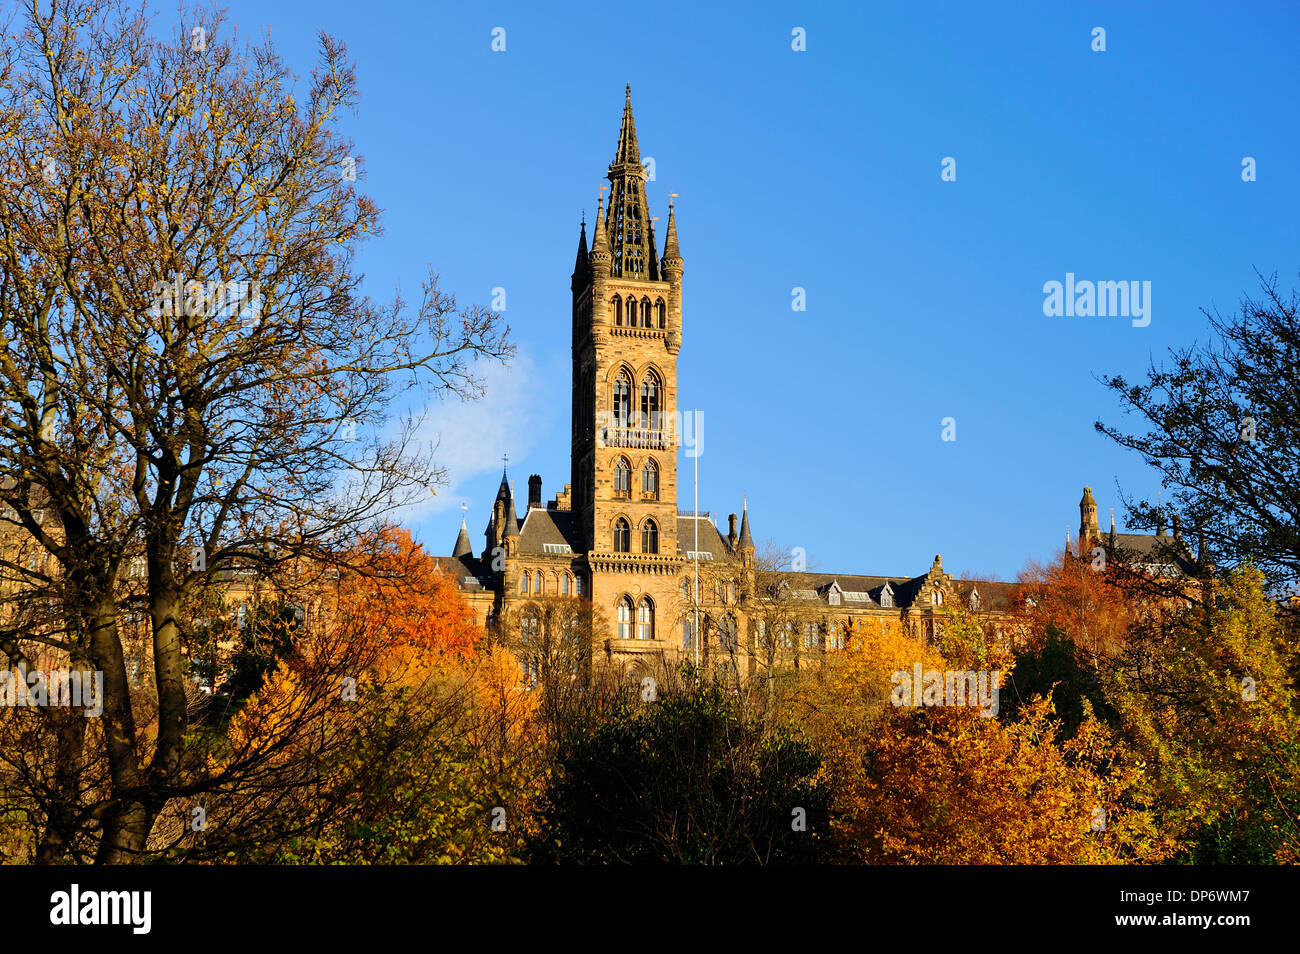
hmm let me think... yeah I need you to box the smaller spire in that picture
[503,481,520,539]
[590,196,610,265]
[452,511,473,559]
[571,217,589,286]
[662,194,681,263]
[738,497,753,550]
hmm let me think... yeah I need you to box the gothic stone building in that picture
[432,91,1187,677]
[427,89,1024,678]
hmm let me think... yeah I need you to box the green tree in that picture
[1103,567,1300,862]
[529,681,834,864]
[1096,271,1300,593]
[1004,625,1118,740]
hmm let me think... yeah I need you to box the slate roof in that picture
[518,507,581,554]
[676,513,733,559]
[1104,532,1198,576]
[764,571,924,608]
[432,554,493,591]
[755,572,1020,611]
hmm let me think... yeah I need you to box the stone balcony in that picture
[598,426,674,450]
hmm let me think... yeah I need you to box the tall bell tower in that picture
[570,87,684,606]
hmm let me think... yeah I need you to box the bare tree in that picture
[0,1,509,861]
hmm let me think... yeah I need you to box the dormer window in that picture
[880,585,894,609]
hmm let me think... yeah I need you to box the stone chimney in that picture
[528,474,542,510]
[728,513,738,549]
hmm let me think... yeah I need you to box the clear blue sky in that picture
[207,0,1298,581]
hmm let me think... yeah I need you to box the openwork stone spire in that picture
[605,85,659,280]
[613,84,641,167]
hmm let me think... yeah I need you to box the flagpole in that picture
[693,408,700,672]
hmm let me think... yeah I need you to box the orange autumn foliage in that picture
[1015,551,1148,659]
[794,616,1168,864]
[336,527,481,665]
[848,698,1168,864]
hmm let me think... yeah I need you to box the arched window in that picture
[781,621,796,650]
[614,457,631,497]
[562,573,571,596]
[520,571,529,595]
[682,615,697,650]
[521,610,539,644]
[617,597,633,639]
[575,574,583,596]
[641,458,659,498]
[682,578,691,601]
[720,615,738,652]
[655,298,666,329]
[641,518,659,554]
[826,622,847,651]
[613,371,631,427]
[612,295,623,326]
[640,297,652,328]
[636,597,654,640]
[803,622,820,650]
[613,518,630,553]
[931,590,944,606]
[640,371,660,430]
